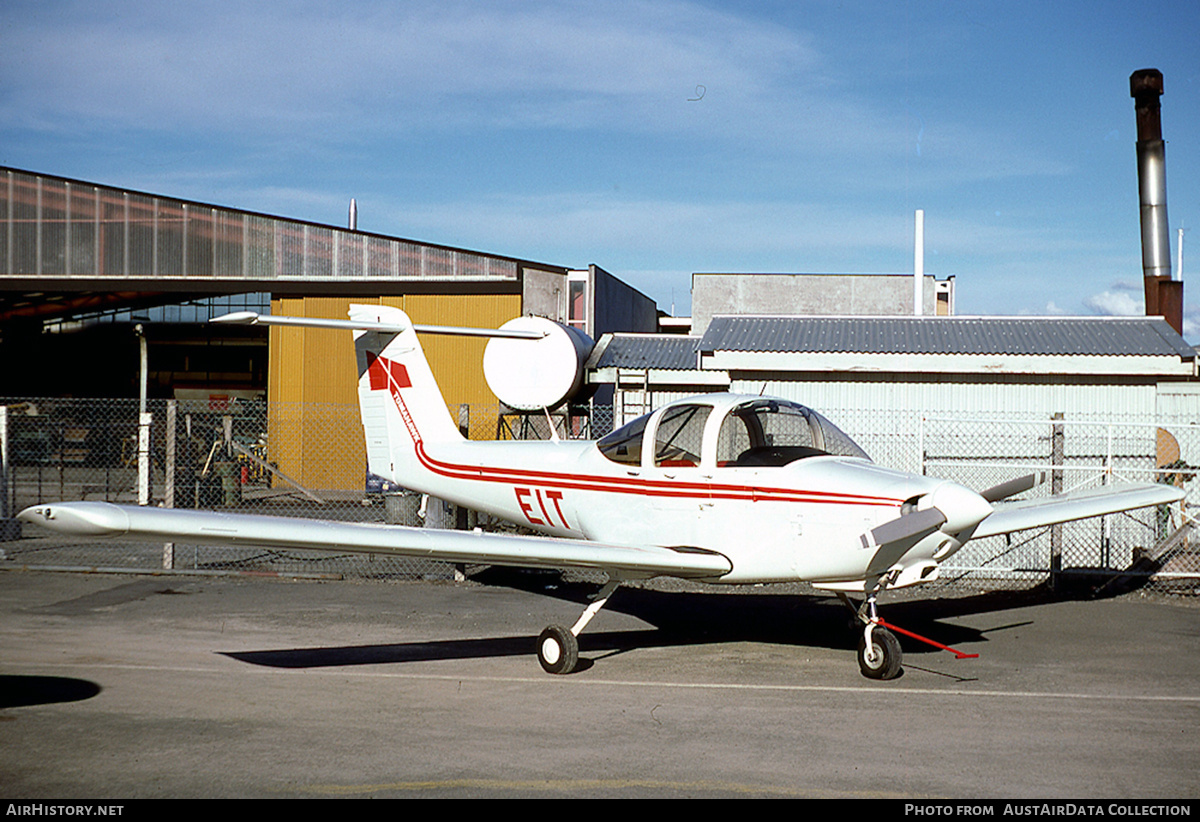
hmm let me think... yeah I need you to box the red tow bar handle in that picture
[876,618,980,660]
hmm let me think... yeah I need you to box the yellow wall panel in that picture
[403,293,521,408]
[267,296,365,491]
[267,294,522,490]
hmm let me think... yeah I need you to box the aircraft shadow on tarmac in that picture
[220,569,1055,673]
[0,676,101,709]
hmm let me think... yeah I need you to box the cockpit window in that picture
[810,409,871,461]
[597,414,649,465]
[716,399,870,466]
[601,399,869,468]
[653,404,711,468]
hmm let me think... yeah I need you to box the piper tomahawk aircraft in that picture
[19,306,1185,680]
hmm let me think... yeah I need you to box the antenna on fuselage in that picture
[542,407,561,443]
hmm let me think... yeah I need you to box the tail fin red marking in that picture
[366,353,412,391]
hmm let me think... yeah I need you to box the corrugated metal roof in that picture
[590,334,701,370]
[698,316,1196,358]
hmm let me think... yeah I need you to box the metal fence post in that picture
[918,414,926,476]
[0,405,7,519]
[1102,422,1114,568]
[137,411,152,506]
[0,405,16,542]
[454,403,470,579]
[1050,412,1065,590]
[163,400,176,570]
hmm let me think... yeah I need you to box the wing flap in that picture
[970,483,1184,539]
[17,502,732,580]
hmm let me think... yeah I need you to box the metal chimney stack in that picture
[1130,68,1182,335]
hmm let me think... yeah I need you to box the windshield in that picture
[597,414,649,465]
[716,399,870,466]
[810,408,871,461]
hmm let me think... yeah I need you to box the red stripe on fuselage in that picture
[384,372,900,508]
[414,439,897,505]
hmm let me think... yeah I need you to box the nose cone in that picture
[929,482,993,534]
[17,502,131,537]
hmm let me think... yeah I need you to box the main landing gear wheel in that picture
[858,626,902,680]
[535,579,620,675]
[537,624,579,675]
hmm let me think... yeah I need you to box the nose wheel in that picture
[840,589,905,680]
[858,623,903,680]
[839,583,980,680]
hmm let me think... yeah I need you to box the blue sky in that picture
[3,1,1198,332]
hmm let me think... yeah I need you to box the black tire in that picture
[537,624,579,675]
[858,627,903,680]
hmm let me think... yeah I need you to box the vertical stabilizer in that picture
[352,305,462,484]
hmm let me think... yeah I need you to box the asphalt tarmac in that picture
[1,568,1198,799]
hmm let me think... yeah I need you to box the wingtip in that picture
[17,502,131,537]
[210,311,261,325]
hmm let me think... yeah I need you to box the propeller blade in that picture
[860,508,947,551]
[980,472,1047,503]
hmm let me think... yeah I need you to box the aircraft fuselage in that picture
[389,402,974,585]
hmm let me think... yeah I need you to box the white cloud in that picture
[0,0,1067,187]
[1084,282,1143,316]
[375,191,927,265]
[0,1,815,135]
[1182,304,1200,343]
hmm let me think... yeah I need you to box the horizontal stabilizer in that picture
[18,502,732,581]
[211,311,545,339]
[971,483,1184,539]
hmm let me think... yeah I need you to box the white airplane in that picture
[18,306,1185,680]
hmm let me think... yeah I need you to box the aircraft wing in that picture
[16,502,733,581]
[970,482,1184,540]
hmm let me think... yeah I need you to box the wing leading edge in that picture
[970,482,1184,540]
[17,502,733,581]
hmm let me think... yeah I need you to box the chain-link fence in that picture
[3,398,1196,596]
[917,413,1198,596]
[0,398,438,578]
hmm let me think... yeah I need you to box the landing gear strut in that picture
[536,579,620,675]
[839,582,981,679]
[840,590,904,681]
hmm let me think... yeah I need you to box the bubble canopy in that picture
[597,396,871,468]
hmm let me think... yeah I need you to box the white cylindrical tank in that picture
[482,317,594,411]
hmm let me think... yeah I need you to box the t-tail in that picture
[211,304,545,494]
[351,304,463,486]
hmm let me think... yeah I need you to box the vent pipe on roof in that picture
[1179,228,1186,281]
[914,209,924,316]
[1130,69,1182,335]
[348,198,358,231]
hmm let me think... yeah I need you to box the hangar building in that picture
[0,167,656,489]
[0,167,656,402]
